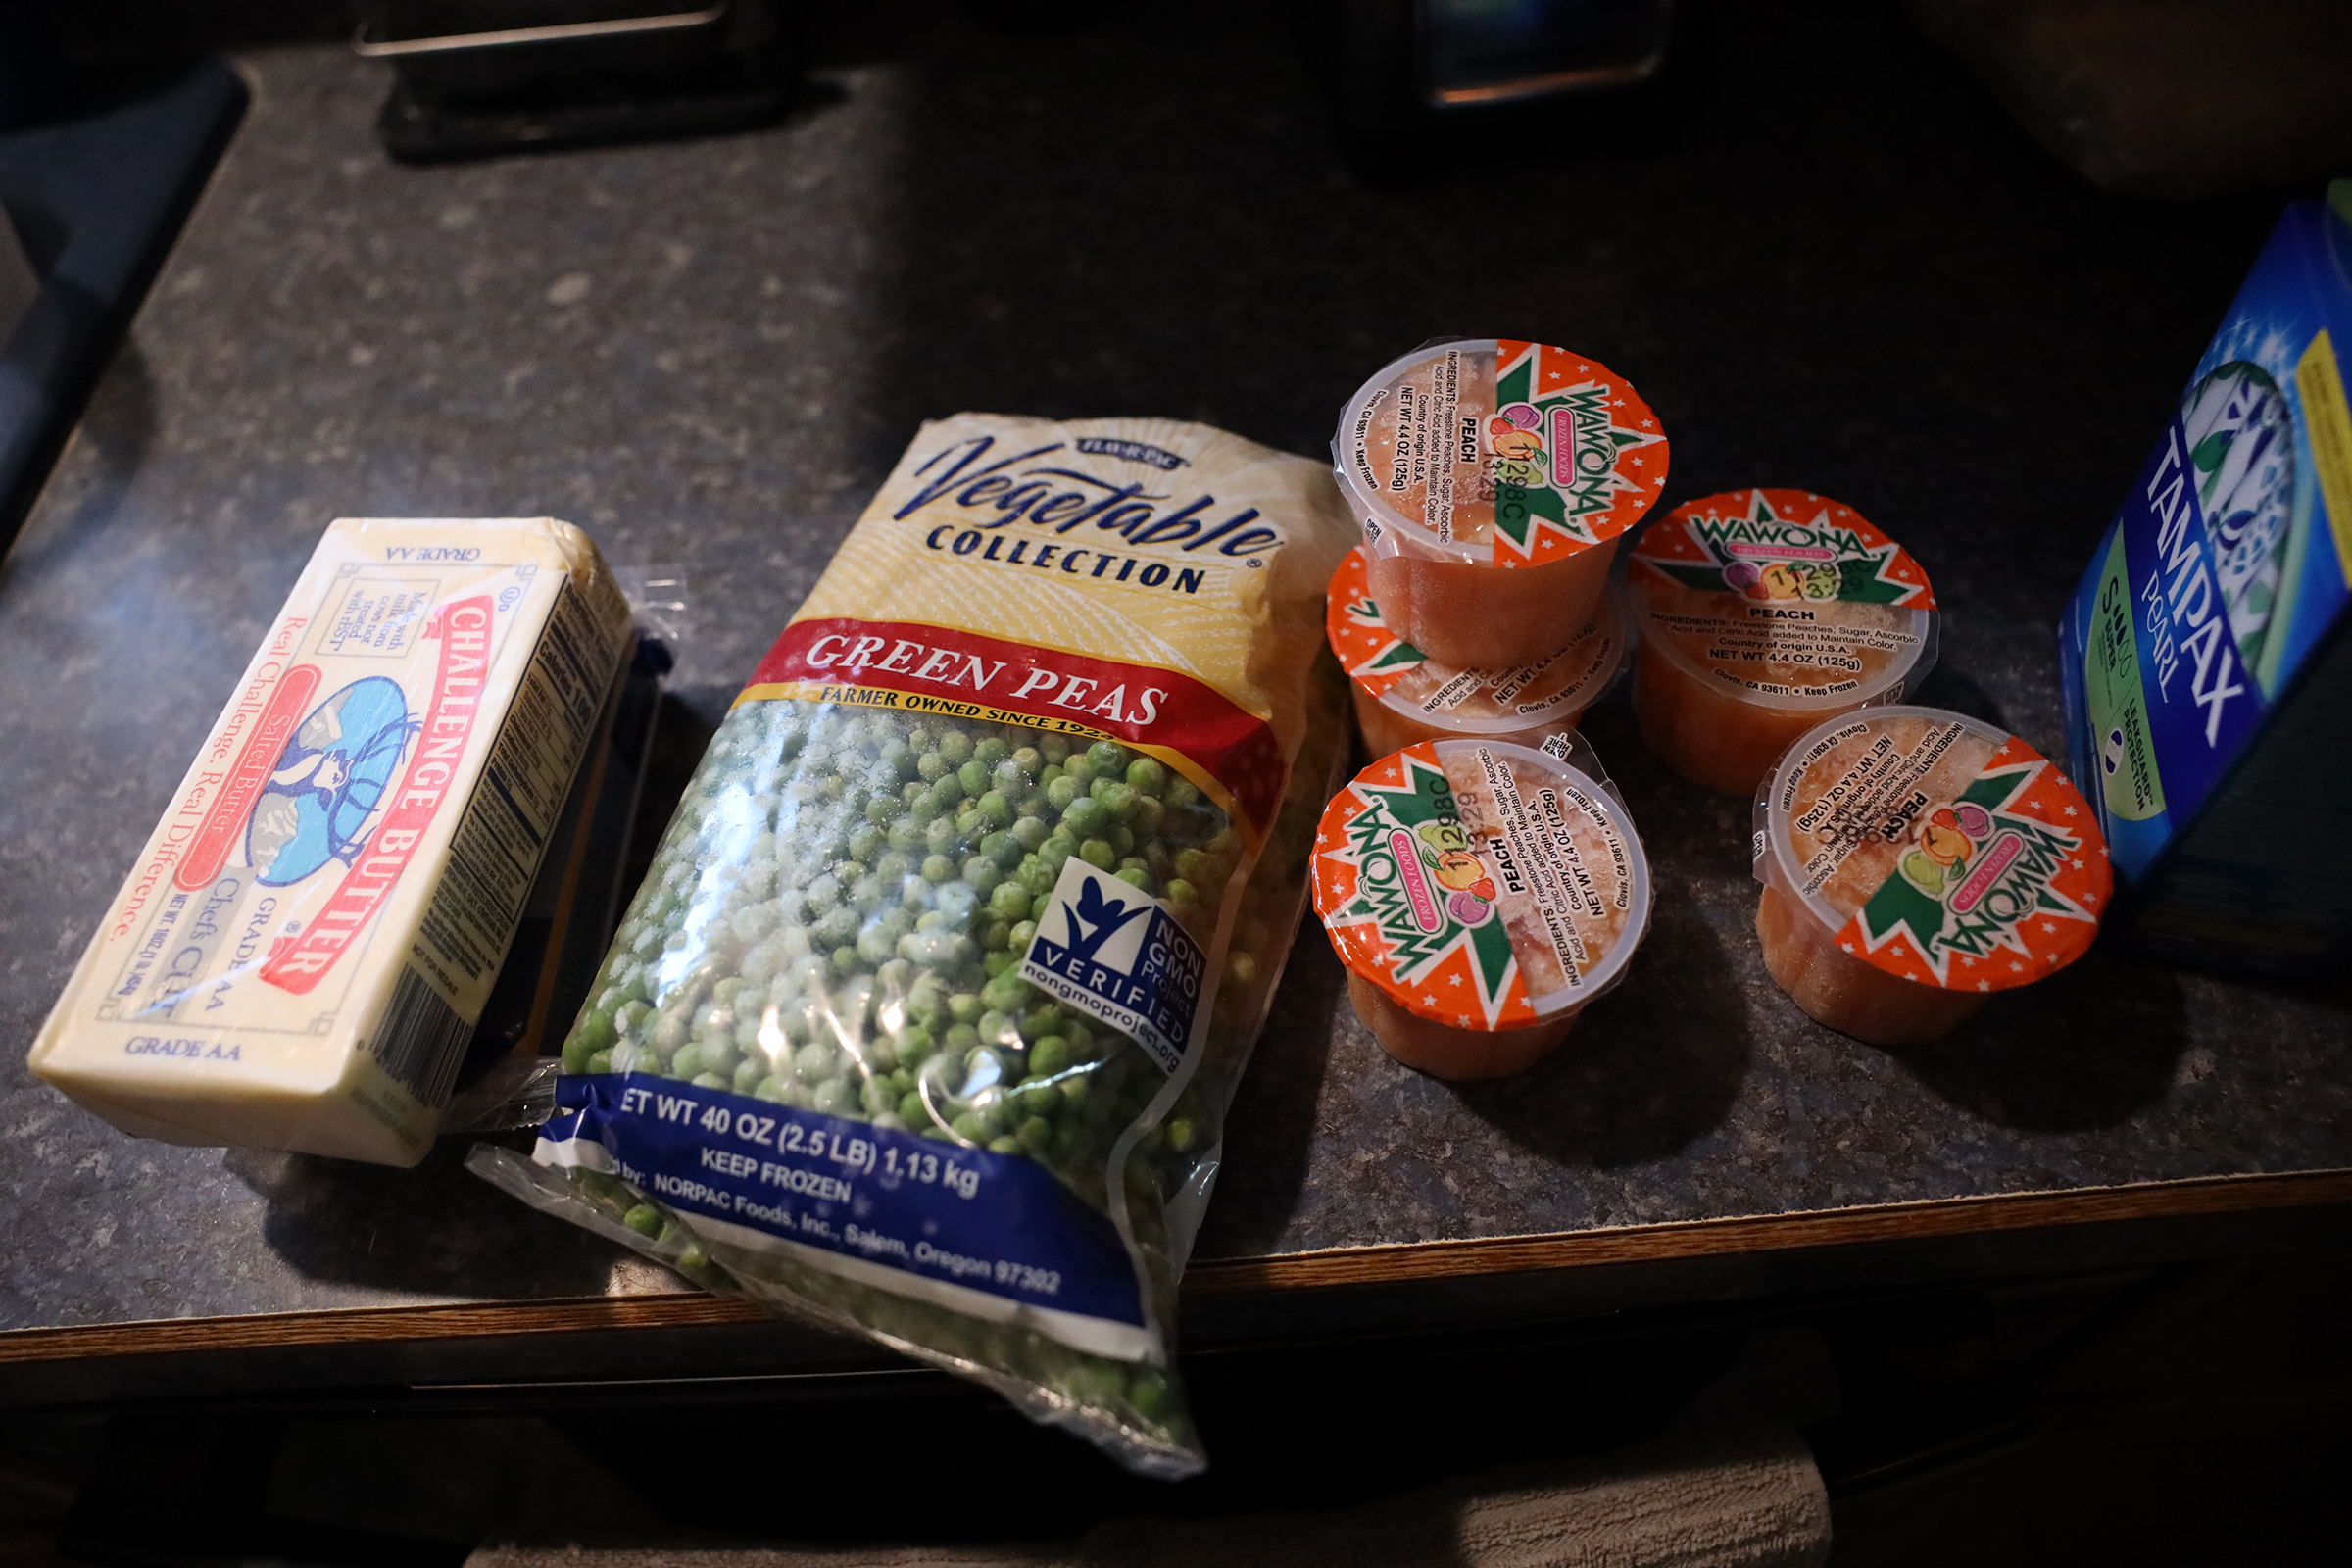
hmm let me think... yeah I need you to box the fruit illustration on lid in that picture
[1314,738,1653,1078]
[1334,339,1667,669]
[1753,706,2111,1046]
[1629,488,1940,796]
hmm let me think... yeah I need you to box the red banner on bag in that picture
[743,616,1285,834]
[262,597,495,995]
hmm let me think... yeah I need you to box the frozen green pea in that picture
[988,879,1033,920]
[954,760,985,798]
[916,752,950,783]
[1039,734,1070,764]
[898,1089,928,1123]
[1061,795,1106,837]
[1029,1035,1072,1076]
[1114,865,1150,891]
[1125,757,1165,792]
[1131,796,1165,836]
[973,736,1008,767]
[733,1057,766,1094]
[1011,815,1049,851]
[1227,951,1258,988]
[812,1078,858,1116]
[988,1135,1021,1154]
[671,1043,707,1080]
[887,818,925,854]
[1080,838,1116,871]
[1087,740,1125,774]
[949,992,982,1024]
[962,857,1002,894]
[1046,775,1080,811]
[939,730,972,763]
[935,880,979,925]
[1110,825,1135,858]
[585,1048,615,1074]
[918,853,955,884]
[1031,893,1052,922]
[951,1112,989,1143]
[1163,877,1197,907]
[623,1203,663,1239]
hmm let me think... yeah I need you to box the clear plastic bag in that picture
[474,416,1354,1476]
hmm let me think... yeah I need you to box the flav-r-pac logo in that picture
[1019,858,1206,1075]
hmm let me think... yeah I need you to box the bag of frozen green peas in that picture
[473,415,1354,1477]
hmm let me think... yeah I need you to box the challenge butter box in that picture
[31,518,632,1165]
[2059,183,2352,975]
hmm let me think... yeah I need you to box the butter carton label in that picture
[35,519,628,1157]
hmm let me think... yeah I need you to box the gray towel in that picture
[466,1426,1829,1568]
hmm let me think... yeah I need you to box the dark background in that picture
[3,1,2349,1564]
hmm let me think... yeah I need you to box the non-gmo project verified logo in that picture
[1019,859,1205,1074]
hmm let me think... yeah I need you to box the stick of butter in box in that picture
[30,517,633,1166]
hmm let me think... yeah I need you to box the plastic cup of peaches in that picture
[1332,338,1667,672]
[1310,734,1653,1080]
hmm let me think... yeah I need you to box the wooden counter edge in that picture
[7,1167,2349,1366]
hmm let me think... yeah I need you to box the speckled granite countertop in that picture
[3,7,2347,1354]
